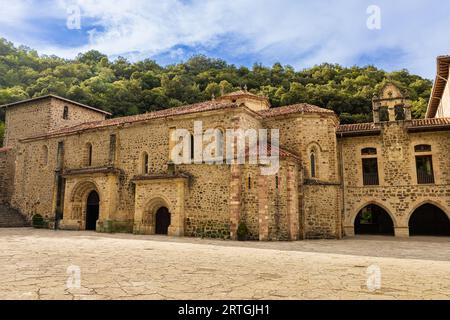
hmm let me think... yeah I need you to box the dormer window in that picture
[63,106,69,120]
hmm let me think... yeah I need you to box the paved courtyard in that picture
[0,228,449,300]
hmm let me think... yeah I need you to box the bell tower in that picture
[372,83,412,123]
[217,88,270,113]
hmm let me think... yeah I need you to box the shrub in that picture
[32,214,45,228]
[237,222,249,241]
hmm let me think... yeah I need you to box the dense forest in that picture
[0,38,433,146]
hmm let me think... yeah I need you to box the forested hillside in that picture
[0,38,432,146]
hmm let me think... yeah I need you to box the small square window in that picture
[63,106,69,120]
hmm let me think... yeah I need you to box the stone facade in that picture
[1,77,449,240]
[339,82,450,237]
[0,148,14,204]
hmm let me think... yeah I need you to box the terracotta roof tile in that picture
[337,122,377,133]
[260,104,335,117]
[338,117,450,135]
[217,90,268,101]
[269,144,301,161]
[25,100,238,140]
[0,147,12,153]
[0,94,111,115]
[410,117,450,126]
[132,174,190,181]
[244,143,301,162]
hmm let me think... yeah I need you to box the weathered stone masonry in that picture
[1,62,450,240]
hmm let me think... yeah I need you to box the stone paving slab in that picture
[0,228,449,300]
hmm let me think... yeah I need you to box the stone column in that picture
[372,106,380,123]
[394,227,410,238]
[404,104,412,121]
[258,172,269,241]
[168,179,186,236]
[344,226,355,237]
[388,106,396,122]
[286,164,299,240]
[229,164,241,240]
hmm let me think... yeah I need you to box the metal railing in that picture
[363,173,379,186]
[417,171,435,184]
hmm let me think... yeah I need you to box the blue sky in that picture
[0,0,449,79]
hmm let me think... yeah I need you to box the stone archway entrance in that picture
[86,190,100,231]
[355,204,394,235]
[409,204,450,236]
[155,207,171,235]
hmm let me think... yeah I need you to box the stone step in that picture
[0,204,30,228]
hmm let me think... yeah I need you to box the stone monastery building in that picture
[1,56,450,240]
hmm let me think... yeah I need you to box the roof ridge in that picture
[22,100,239,141]
[260,103,335,117]
[0,94,111,115]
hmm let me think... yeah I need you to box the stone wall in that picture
[264,114,340,182]
[0,149,14,204]
[4,101,52,148]
[8,99,342,240]
[3,97,106,148]
[302,184,342,239]
[340,122,450,236]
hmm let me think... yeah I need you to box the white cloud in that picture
[0,0,449,78]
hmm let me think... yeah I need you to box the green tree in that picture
[0,37,433,124]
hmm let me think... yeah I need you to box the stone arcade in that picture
[1,56,449,240]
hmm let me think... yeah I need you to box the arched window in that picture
[42,145,48,166]
[248,175,252,190]
[379,106,389,122]
[395,105,405,120]
[63,106,69,120]
[216,129,224,161]
[142,152,149,174]
[275,175,279,189]
[190,133,195,161]
[310,151,317,178]
[85,143,93,167]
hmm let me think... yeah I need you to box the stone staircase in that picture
[0,204,30,228]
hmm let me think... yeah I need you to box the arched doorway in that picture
[86,191,100,231]
[355,204,394,235]
[409,204,450,236]
[155,207,171,235]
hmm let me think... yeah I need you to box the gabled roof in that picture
[0,94,112,115]
[260,103,335,117]
[21,100,239,141]
[217,90,269,102]
[244,143,301,162]
[426,55,450,118]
